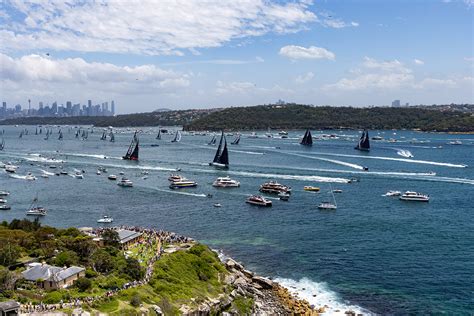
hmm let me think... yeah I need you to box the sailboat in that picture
[318,184,337,210]
[35,127,38,135]
[171,130,181,143]
[355,130,370,151]
[44,130,50,140]
[19,131,23,138]
[58,130,63,140]
[156,129,161,140]
[209,131,229,169]
[75,130,79,138]
[123,131,139,160]
[300,129,313,146]
[100,131,107,140]
[26,194,47,216]
[208,135,216,145]
[231,134,241,145]
[0,137,4,150]
[109,131,115,142]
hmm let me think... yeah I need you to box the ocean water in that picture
[1,126,473,314]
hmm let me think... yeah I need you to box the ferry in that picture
[212,177,240,188]
[117,178,133,187]
[169,180,198,189]
[259,181,291,194]
[246,195,272,207]
[97,215,114,223]
[304,186,320,192]
[399,191,430,202]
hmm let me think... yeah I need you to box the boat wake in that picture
[396,149,414,158]
[217,169,351,184]
[275,277,373,316]
[39,169,55,176]
[293,151,468,168]
[284,152,365,170]
[146,187,207,198]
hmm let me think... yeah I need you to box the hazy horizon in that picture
[1,0,473,114]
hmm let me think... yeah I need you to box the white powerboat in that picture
[212,177,240,188]
[26,207,47,216]
[0,205,11,210]
[75,172,84,179]
[97,215,114,223]
[0,191,9,196]
[117,178,133,187]
[213,203,222,208]
[168,174,185,182]
[5,165,17,173]
[399,191,429,202]
[108,174,117,180]
[384,190,401,197]
[25,173,36,181]
[246,195,272,207]
[0,198,7,204]
[278,192,290,201]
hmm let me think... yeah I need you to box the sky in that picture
[0,0,473,114]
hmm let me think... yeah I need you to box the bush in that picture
[53,250,79,267]
[130,294,141,307]
[85,268,98,278]
[75,277,92,292]
[44,291,63,304]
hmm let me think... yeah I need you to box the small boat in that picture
[355,130,370,151]
[96,170,101,175]
[209,131,229,169]
[60,170,68,175]
[108,175,117,180]
[318,184,337,210]
[41,174,49,178]
[5,165,17,173]
[119,171,125,175]
[0,198,7,203]
[75,172,84,179]
[371,135,383,140]
[332,189,343,193]
[246,195,272,207]
[259,181,291,194]
[248,132,258,139]
[117,178,133,187]
[168,174,185,182]
[169,179,198,189]
[98,167,108,173]
[304,186,320,192]
[278,192,290,201]
[26,195,47,216]
[399,191,429,202]
[97,215,114,223]
[0,191,9,196]
[300,129,313,146]
[384,190,401,196]
[171,130,182,143]
[278,131,288,136]
[0,205,11,210]
[212,176,240,188]
[25,173,36,181]
[448,140,462,145]
[213,203,222,208]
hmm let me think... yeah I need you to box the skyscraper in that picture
[111,100,115,116]
[391,100,401,107]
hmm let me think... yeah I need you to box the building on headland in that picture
[22,263,85,290]
[0,301,20,316]
[117,229,144,249]
[391,100,401,107]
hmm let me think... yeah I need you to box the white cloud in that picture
[1,0,316,55]
[0,53,190,106]
[362,57,411,73]
[279,45,335,60]
[414,59,425,65]
[295,72,315,84]
[215,80,292,96]
[164,57,264,66]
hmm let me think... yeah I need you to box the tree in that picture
[91,249,115,273]
[0,242,21,266]
[101,230,120,248]
[0,266,18,291]
[130,294,141,307]
[75,277,92,292]
[122,258,144,281]
[53,250,79,267]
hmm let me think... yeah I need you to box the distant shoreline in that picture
[1,104,473,133]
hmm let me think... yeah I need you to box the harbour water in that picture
[1,126,473,314]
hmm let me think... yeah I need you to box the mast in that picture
[0,137,4,150]
[231,134,240,145]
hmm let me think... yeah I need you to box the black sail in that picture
[300,129,313,146]
[355,130,370,151]
[123,132,139,160]
[211,132,229,167]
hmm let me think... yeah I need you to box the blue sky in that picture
[1,0,473,113]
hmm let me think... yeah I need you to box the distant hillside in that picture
[184,104,474,132]
[0,108,218,127]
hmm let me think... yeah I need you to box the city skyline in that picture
[1,0,473,114]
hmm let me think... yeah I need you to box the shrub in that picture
[44,291,63,304]
[130,294,141,307]
[75,277,92,292]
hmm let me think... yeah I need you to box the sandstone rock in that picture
[242,269,254,278]
[233,277,247,287]
[252,276,274,289]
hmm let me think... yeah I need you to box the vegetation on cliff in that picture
[184,104,474,132]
